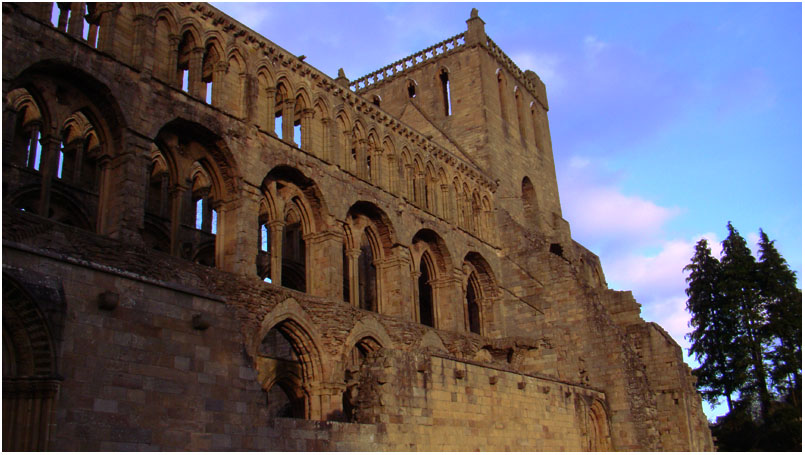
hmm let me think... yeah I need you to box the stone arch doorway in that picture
[2,276,62,451]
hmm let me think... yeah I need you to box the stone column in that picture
[169,184,189,256]
[371,147,382,185]
[431,274,463,332]
[264,87,277,134]
[56,5,69,31]
[188,47,205,99]
[96,134,150,244]
[97,4,120,56]
[282,99,295,145]
[304,229,344,300]
[212,61,227,107]
[440,184,450,220]
[168,35,181,87]
[67,2,84,38]
[319,118,332,161]
[268,220,285,284]
[132,14,151,73]
[215,186,262,276]
[301,108,314,151]
[3,103,18,163]
[381,246,414,320]
[347,247,361,307]
[36,133,61,218]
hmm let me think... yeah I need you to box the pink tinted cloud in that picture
[563,185,680,242]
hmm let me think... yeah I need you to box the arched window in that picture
[407,80,417,99]
[496,70,508,123]
[439,68,451,116]
[357,229,377,312]
[176,31,195,92]
[466,272,481,334]
[282,206,306,292]
[418,254,434,327]
[259,326,306,419]
[521,176,539,226]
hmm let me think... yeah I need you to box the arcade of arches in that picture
[2,2,714,451]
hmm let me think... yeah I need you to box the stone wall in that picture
[2,2,713,451]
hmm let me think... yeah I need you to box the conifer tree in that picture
[757,229,802,405]
[685,238,744,411]
[719,222,771,419]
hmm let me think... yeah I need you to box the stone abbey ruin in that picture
[2,2,714,451]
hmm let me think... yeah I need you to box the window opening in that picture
[358,231,377,312]
[372,96,381,107]
[205,82,212,104]
[195,199,203,230]
[440,70,451,116]
[407,81,417,99]
[418,256,434,327]
[261,225,269,252]
[467,273,481,334]
[32,132,42,170]
[181,69,189,92]
[274,113,283,139]
[56,149,64,179]
[293,121,301,146]
[211,209,217,235]
[342,244,350,303]
[50,4,59,27]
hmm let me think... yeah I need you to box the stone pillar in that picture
[347,247,361,307]
[169,184,189,256]
[319,118,332,161]
[264,87,277,134]
[36,133,61,218]
[304,229,344,301]
[97,4,120,56]
[268,220,285,284]
[431,275,463,332]
[405,164,414,200]
[168,35,181,87]
[440,184,450,220]
[212,61,227,107]
[67,2,84,38]
[56,5,69,31]
[188,47,205,99]
[25,124,41,169]
[411,270,422,323]
[381,246,414,320]
[215,186,262,276]
[96,134,150,244]
[282,99,295,145]
[132,14,152,73]
[2,106,19,164]
[301,108,314,151]
[371,147,382,185]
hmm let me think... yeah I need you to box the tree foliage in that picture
[684,223,801,451]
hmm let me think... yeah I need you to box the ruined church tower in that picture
[2,3,712,450]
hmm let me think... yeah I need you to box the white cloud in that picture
[604,232,719,348]
[564,185,680,242]
[583,35,609,57]
[511,51,565,93]
[569,156,591,169]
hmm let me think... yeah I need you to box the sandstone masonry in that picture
[2,2,713,451]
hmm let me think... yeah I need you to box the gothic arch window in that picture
[521,176,539,227]
[344,202,397,313]
[2,277,62,450]
[412,229,452,329]
[282,203,306,292]
[342,336,382,422]
[466,271,481,334]
[587,400,612,451]
[407,79,417,99]
[259,166,329,293]
[201,41,221,104]
[418,253,435,328]
[514,86,526,140]
[258,324,309,419]
[372,95,381,107]
[496,69,508,124]
[439,68,452,116]
[462,252,498,336]
[176,30,196,92]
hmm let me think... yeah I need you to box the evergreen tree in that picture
[720,222,771,419]
[685,239,744,410]
[757,229,802,406]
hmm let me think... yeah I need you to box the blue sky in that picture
[213,2,802,421]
